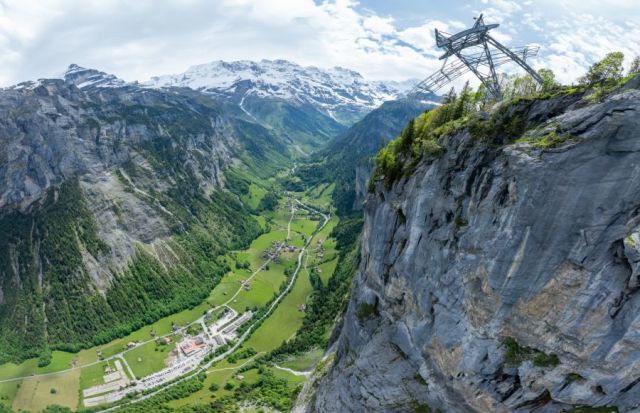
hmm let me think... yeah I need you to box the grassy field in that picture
[242,268,312,353]
[12,368,80,412]
[0,351,78,382]
[297,182,335,211]
[280,348,324,371]
[79,361,110,390]
[290,217,321,237]
[209,254,293,313]
[0,381,21,409]
[318,257,339,285]
[167,359,253,407]
[254,215,267,231]
[241,184,268,210]
[123,339,177,379]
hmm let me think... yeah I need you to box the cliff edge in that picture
[307,80,640,412]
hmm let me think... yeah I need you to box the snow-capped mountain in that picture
[38,61,419,151]
[62,64,127,88]
[145,59,416,125]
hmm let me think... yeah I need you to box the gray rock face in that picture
[0,72,288,361]
[309,87,640,412]
[0,75,278,291]
[0,79,235,213]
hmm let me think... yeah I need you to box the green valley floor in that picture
[0,174,344,413]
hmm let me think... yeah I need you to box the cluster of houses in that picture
[315,239,325,260]
[205,306,253,346]
[83,305,259,408]
[262,241,297,262]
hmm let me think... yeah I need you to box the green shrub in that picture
[357,302,378,320]
[410,401,432,413]
[567,373,586,383]
[503,337,560,368]
[38,348,52,367]
[503,337,532,365]
[533,352,560,368]
[41,406,72,413]
[414,374,427,386]
[422,140,443,157]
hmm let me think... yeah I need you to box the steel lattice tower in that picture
[413,14,542,100]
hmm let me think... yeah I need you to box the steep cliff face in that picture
[309,84,640,412]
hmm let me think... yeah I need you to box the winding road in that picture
[94,196,330,412]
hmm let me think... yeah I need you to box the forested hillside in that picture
[0,77,289,364]
[288,98,436,216]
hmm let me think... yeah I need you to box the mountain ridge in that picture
[0,74,285,363]
[144,59,416,126]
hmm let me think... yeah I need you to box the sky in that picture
[0,0,638,88]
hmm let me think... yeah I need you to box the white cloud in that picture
[0,0,636,88]
[541,13,640,83]
[478,0,522,26]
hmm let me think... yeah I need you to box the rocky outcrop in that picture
[308,85,640,412]
[0,77,236,212]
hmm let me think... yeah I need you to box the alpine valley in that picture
[1,51,640,413]
[0,60,422,413]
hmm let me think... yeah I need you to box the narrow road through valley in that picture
[95,196,330,412]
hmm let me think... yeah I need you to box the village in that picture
[262,240,298,262]
[80,215,318,408]
[0,193,331,412]
[82,305,253,407]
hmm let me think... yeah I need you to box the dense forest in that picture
[0,171,261,363]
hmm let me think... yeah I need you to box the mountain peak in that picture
[65,63,86,73]
[63,64,125,89]
[145,59,417,125]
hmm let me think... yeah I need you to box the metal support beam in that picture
[486,35,543,85]
[411,14,542,100]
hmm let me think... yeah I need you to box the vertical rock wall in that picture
[309,88,640,412]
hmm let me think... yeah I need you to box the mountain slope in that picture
[324,98,437,214]
[146,59,414,125]
[290,97,438,216]
[0,67,287,363]
[307,81,640,411]
[146,60,415,151]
